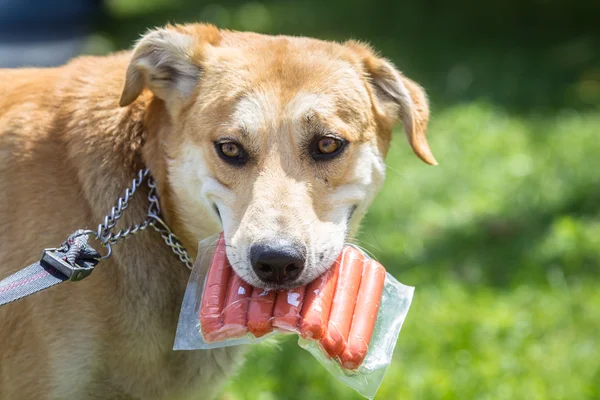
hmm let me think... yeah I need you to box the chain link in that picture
[95,169,151,245]
[92,168,193,270]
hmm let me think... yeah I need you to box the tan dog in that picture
[0,23,436,399]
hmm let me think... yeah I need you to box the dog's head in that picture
[120,24,436,289]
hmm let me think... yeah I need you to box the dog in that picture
[0,23,436,399]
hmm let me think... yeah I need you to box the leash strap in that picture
[0,262,68,306]
[0,230,100,307]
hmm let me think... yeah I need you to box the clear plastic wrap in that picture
[174,234,415,399]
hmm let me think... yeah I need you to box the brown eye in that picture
[215,140,248,165]
[220,142,240,158]
[311,135,346,161]
[317,137,341,154]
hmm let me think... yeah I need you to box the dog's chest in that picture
[116,345,247,400]
[103,290,248,399]
[54,337,246,400]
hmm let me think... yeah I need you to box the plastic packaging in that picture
[174,234,415,399]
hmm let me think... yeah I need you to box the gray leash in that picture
[0,169,192,307]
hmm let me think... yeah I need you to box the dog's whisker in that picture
[343,242,379,262]
[345,237,382,252]
[385,164,404,178]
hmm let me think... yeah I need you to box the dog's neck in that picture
[140,97,204,261]
[56,54,198,280]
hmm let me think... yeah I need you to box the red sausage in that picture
[247,288,277,337]
[339,259,386,369]
[220,273,253,338]
[319,247,364,358]
[299,261,341,340]
[199,234,232,342]
[272,286,306,331]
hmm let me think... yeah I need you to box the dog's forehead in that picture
[200,36,373,140]
[232,92,347,133]
[206,38,364,90]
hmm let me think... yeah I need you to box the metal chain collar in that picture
[85,169,193,269]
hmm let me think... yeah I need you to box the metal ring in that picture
[147,213,173,234]
[77,230,112,260]
[98,243,112,260]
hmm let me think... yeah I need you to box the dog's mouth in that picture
[218,240,337,291]
[243,245,343,291]
[249,271,317,291]
[213,202,357,290]
[239,244,344,291]
[212,203,222,222]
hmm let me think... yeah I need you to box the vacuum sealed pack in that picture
[174,234,414,399]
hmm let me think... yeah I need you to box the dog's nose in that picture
[250,240,305,285]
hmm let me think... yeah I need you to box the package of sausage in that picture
[174,234,414,399]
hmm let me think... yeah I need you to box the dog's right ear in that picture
[119,24,220,111]
[345,41,437,165]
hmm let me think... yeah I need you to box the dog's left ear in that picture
[119,24,220,112]
[345,41,437,165]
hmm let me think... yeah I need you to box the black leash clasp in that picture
[40,249,95,282]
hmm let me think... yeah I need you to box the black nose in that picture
[250,240,305,285]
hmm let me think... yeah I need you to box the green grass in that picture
[91,1,600,398]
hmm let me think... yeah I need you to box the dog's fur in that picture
[0,24,435,399]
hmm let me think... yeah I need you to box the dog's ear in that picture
[119,24,220,111]
[345,41,437,165]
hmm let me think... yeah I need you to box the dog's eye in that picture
[311,135,346,160]
[317,137,341,154]
[221,142,240,157]
[215,140,248,165]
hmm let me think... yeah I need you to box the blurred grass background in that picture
[85,0,600,398]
